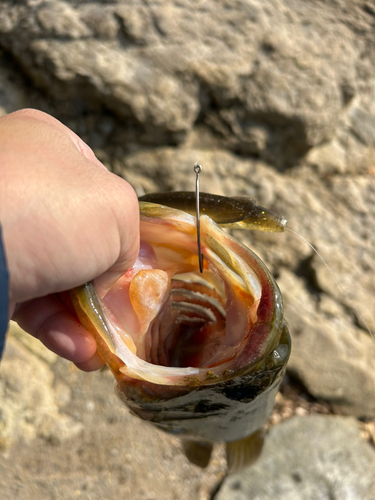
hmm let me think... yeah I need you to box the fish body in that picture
[71,193,290,471]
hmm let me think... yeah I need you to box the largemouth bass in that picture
[71,192,291,471]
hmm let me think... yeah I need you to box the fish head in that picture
[71,199,288,391]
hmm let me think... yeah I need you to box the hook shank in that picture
[194,163,204,273]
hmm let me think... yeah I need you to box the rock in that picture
[278,269,375,418]
[117,144,375,417]
[305,140,347,175]
[216,415,375,500]
[1,0,374,167]
[0,1,375,497]
[0,330,225,500]
[36,1,91,39]
[122,146,375,417]
[0,324,82,452]
[0,52,30,116]
[119,147,263,195]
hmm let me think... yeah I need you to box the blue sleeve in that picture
[0,225,9,360]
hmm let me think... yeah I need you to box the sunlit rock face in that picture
[1,0,374,170]
[0,1,374,499]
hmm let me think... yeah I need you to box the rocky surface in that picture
[0,323,226,500]
[216,415,375,500]
[118,147,375,418]
[1,0,375,169]
[0,323,82,452]
[0,0,375,498]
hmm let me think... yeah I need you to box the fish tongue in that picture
[129,269,171,331]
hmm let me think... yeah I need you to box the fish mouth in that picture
[103,268,233,372]
[168,275,227,368]
[73,204,284,386]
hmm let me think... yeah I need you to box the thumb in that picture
[93,175,140,297]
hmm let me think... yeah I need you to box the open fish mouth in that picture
[72,196,286,387]
[72,193,291,470]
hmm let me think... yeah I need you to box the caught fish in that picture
[71,192,291,472]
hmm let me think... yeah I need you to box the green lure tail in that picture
[138,192,287,233]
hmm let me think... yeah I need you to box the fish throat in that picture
[133,271,233,370]
[169,277,228,368]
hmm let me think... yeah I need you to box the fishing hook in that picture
[194,163,204,273]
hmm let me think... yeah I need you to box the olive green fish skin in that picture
[138,192,287,232]
[116,323,290,443]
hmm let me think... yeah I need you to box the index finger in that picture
[13,294,105,371]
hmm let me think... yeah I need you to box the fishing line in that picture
[285,226,375,344]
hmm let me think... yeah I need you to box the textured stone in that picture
[1,0,374,167]
[0,53,30,116]
[0,1,375,498]
[36,1,92,39]
[216,415,375,500]
[0,324,82,452]
[120,147,375,417]
[279,269,375,418]
[0,329,225,500]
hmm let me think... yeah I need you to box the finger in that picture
[13,295,100,365]
[94,176,140,296]
[74,351,105,372]
[57,292,107,371]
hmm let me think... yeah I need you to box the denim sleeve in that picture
[0,225,9,360]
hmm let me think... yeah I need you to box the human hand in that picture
[0,109,139,370]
